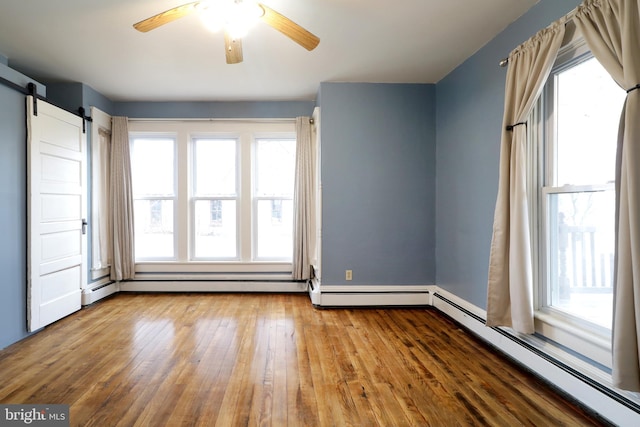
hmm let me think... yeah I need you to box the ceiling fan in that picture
[133,0,320,64]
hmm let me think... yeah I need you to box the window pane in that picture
[555,58,625,186]
[255,139,295,196]
[546,190,614,329]
[256,199,293,258]
[131,138,175,196]
[194,139,236,196]
[134,200,174,259]
[194,200,236,258]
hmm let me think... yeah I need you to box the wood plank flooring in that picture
[0,293,610,426]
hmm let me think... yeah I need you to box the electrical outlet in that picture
[345,270,353,281]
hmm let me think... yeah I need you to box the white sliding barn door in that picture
[27,96,87,332]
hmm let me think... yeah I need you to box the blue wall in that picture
[319,82,436,286]
[46,82,84,114]
[83,84,114,114]
[0,64,46,349]
[113,101,314,119]
[435,0,581,308]
[46,85,310,123]
[0,83,28,349]
[47,82,115,115]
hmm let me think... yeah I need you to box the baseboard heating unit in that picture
[309,284,431,307]
[82,280,119,306]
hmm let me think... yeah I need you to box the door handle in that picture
[82,219,88,235]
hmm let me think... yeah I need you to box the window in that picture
[192,138,238,259]
[131,137,176,260]
[254,138,295,259]
[129,121,296,265]
[533,35,625,363]
[90,108,113,280]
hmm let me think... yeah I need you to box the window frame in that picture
[532,28,622,369]
[190,135,241,261]
[252,136,296,261]
[127,120,296,272]
[90,107,113,280]
[130,133,178,261]
[539,185,614,331]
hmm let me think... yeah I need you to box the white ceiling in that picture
[0,0,538,102]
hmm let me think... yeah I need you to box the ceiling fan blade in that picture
[224,31,244,64]
[133,1,202,32]
[258,3,320,51]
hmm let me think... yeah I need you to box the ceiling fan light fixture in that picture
[198,2,225,32]
[198,0,262,38]
[133,1,319,63]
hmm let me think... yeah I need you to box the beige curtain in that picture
[574,0,640,392]
[109,116,135,281]
[486,21,565,334]
[292,116,316,280]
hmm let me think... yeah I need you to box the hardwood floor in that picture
[0,293,609,426]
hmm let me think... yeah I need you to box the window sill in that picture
[534,310,612,369]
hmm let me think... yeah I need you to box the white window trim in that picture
[190,135,241,261]
[90,107,112,281]
[130,132,179,262]
[532,25,615,370]
[128,120,296,273]
[252,135,296,262]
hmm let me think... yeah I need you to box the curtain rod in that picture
[498,6,579,67]
[127,118,296,123]
[127,117,314,123]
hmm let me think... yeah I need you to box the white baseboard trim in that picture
[431,287,640,427]
[119,280,308,293]
[310,284,432,307]
[82,281,120,306]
